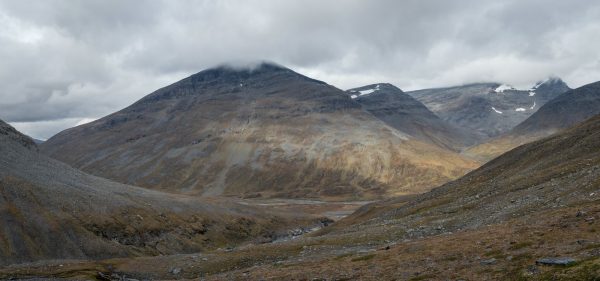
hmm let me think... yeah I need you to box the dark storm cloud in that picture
[1,0,599,139]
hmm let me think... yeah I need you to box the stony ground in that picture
[2,202,599,280]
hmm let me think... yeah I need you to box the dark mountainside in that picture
[347,83,479,150]
[0,121,37,150]
[40,63,478,200]
[0,119,319,266]
[466,80,600,161]
[407,78,571,140]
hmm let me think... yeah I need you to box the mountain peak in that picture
[531,76,569,90]
[134,61,327,105]
[209,61,290,74]
[0,120,37,150]
[185,61,296,84]
[347,83,403,99]
[188,61,330,85]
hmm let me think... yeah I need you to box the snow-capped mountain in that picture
[406,78,571,140]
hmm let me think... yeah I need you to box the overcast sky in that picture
[1,0,600,139]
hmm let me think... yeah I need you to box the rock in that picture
[535,257,576,266]
[97,272,111,281]
[170,267,182,275]
[480,258,496,265]
[525,265,540,276]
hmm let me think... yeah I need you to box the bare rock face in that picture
[406,78,571,141]
[40,63,478,200]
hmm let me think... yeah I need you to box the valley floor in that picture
[233,198,374,221]
[2,201,600,280]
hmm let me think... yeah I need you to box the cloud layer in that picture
[1,0,600,139]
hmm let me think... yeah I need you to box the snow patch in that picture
[530,101,536,110]
[515,108,526,112]
[529,77,561,91]
[359,88,376,95]
[494,84,515,93]
[350,94,358,99]
[529,91,536,96]
[355,84,381,97]
[531,78,550,90]
[492,107,503,114]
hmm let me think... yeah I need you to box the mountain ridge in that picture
[346,83,479,150]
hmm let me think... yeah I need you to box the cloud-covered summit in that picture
[1,0,600,139]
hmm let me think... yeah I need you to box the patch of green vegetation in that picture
[334,253,353,260]
[509,241,534,250]
[404,198,454,217]
[408,274,436,281]
[535,260,600,281]
[350,254,375,262]
[460,203,477,211]
[484,249,505,259]
[583,243,600,250]
[442,255,460,261]
[512,253,533,262]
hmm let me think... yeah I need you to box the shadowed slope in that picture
[0,120,315,266]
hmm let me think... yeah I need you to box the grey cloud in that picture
[1,0,599,139]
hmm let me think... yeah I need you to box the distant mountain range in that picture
[40,63,478,200]
[466,80,600,160]
[406,78,571,140]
